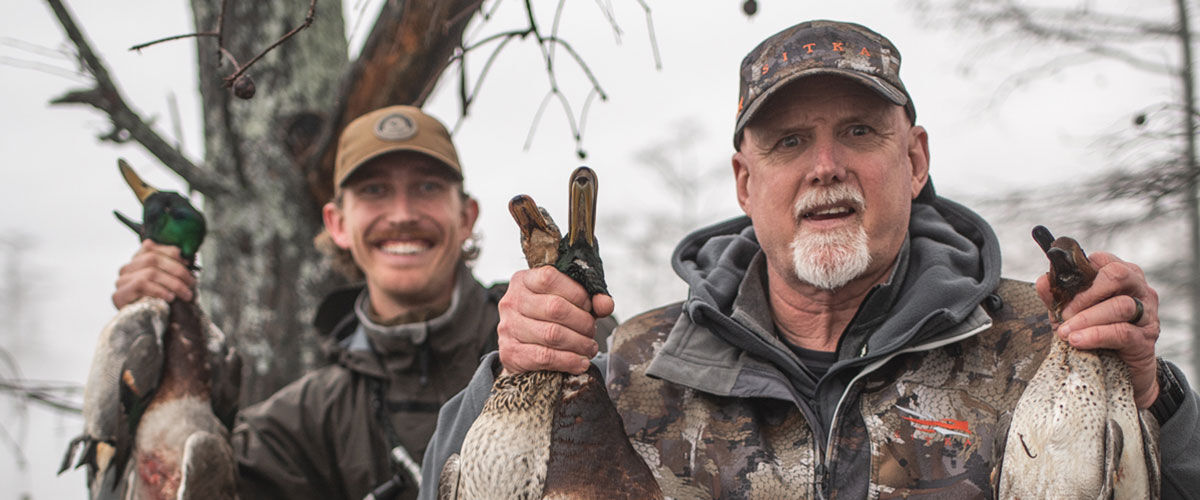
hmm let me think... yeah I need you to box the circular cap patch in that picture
[374,113,417,141]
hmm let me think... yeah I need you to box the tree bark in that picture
[187,0,350,404]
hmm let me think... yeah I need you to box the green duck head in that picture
[555,166,607,297]
[115,159,207,267]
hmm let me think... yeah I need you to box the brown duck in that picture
[997,225,1160,499]
[438,167,661,499]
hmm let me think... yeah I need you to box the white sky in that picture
[0,1,1181,497]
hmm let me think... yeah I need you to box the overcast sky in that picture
[0,1,1179,497]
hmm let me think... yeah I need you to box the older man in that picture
[421,20,1199,498]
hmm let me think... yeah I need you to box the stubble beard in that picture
[788,184,871,291]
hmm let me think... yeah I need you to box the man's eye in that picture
[359,183,387,196]
[848,125,871,136]
[778,135,801,148]
[413,180,450,197]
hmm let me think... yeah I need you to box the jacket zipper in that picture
[816,316,991,497]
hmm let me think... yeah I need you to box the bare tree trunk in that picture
[1176,0,1200,376]
[188,0,350,404]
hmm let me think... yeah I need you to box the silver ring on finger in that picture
[1128,296,1144,325]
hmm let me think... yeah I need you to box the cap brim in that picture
[338,145,463,188]
[734,68,909,148]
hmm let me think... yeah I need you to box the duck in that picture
[59,159,241,500]
[438,167,661,500]
[997,225,1160,499]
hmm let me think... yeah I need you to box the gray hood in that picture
[657,182,1002,405]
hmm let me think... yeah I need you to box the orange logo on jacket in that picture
[895,405,973,447]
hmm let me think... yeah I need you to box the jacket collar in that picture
[334,264,493,378]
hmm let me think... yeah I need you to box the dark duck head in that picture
[1032,225,1098,322]
[114,159,207,269]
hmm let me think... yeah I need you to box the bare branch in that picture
[218,0,230,60]
[457,33,518,118]
[634,0,662,69]
[129,31,217,52]
[0,55,90,83]
[0,380,83,414]
[43,0,230,197]
[524,91,556,150]
[449,0,659,156]
[223,0,318,88]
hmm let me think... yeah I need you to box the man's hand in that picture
[112,239,197,309]
[1035,251,1160,408]
[496,266,615,375]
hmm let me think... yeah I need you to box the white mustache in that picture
[792,184,865,219]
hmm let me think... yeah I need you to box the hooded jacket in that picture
[233,265,503,500]
[420,189,1200,498]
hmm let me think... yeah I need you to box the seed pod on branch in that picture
[232,74,256,99]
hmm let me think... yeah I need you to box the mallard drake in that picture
[438,167,661,499]
[997,226,1160,499]
[59,159,241,500]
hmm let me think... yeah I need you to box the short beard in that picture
[789,185,871,290]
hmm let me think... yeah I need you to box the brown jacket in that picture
[232,268,503,500]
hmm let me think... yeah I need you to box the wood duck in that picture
[997,226,1160,499]
[439,167,661,499]
[60,159,241,500]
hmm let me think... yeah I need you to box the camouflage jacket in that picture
[607,278,1052,499]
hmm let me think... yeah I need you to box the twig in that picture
[634,0,662,69]
[223,0,318,87]
[0,55,90,83]
[129,32,217,52]
[449,0,661,155]
[218,0,230,61]
[0,381,83,414]
[445,0,489,32]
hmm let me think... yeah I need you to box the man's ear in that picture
[908,125,930,199]
[733,152,753,216]
[461,196,480,234]
[322,201,352,249]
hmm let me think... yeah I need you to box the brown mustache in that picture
[366,222,438,245]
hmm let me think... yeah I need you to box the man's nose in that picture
[384,191,420,223]
[806,136,846,186]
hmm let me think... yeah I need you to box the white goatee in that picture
[789,184,871,290]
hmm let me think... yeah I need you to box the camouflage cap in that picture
[733,20,916,149]
[334,105,462,190]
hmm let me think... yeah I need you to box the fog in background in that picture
[1,1,1179,498]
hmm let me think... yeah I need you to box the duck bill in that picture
[509,195,556,240]
[1031,225,1055,254]
[1046,247,1078,278]
[567,167,597,248]
[118,158,158,203]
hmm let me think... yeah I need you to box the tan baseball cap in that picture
[334,105,463,190]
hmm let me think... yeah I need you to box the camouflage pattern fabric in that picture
[606,279,1056,499]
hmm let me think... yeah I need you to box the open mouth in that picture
[800,203,858,221]
[376,239,432,255]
